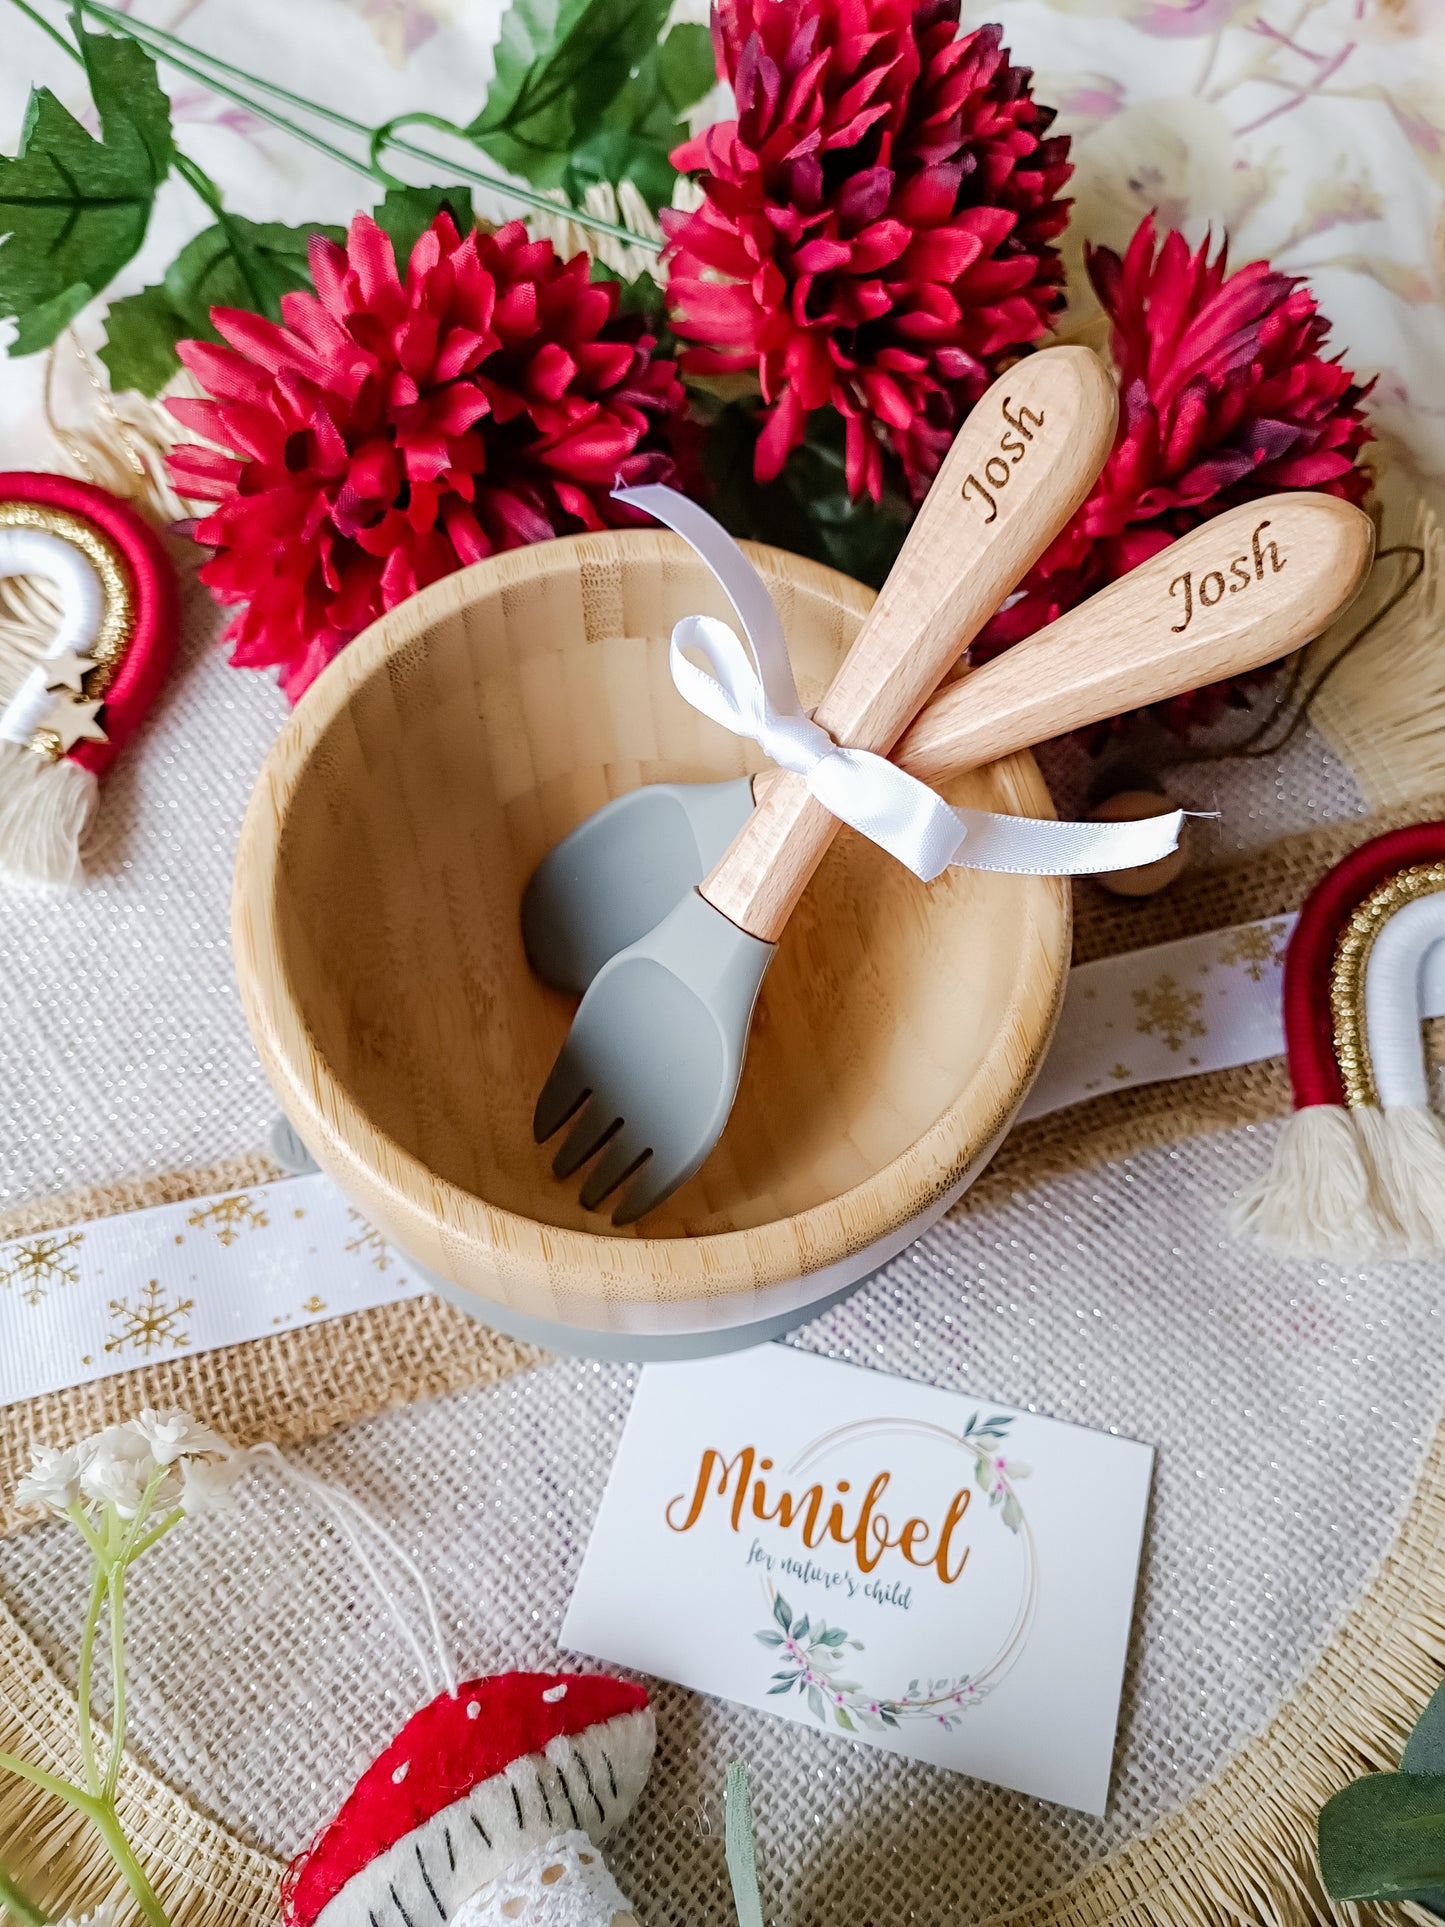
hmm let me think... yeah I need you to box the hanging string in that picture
[245,1443,458,1701]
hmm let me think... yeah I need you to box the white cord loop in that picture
[615,485,1185,882]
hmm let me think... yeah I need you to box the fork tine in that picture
[612,1148,695,1227]
[552,1098,621,1179]
[533,1049,591,1143]
[579,1132,650,1212]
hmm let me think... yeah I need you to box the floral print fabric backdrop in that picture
[0,0,1440,513]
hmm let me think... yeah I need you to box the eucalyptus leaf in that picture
[756,1629,784,1648]
[773,1593,792,1632]
[1404,1682,1445,1776]
[806,1684,826,1722]
[0,25,174,353]
[1319,1772,1445,1901]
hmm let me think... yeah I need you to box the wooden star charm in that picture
[42,649,98,693]
[42,695,108,752]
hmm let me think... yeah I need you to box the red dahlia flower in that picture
[168,213,684,699]
[976,215,1373,731]
[664,1,1071,502]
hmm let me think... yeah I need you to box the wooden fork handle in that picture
[891,493,1376,784]
[699,345,1119,943]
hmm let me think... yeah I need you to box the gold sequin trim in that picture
[1330,862,1445,1107]
[0,500,135,761]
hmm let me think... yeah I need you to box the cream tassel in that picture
[1231,1104,1399,1257]
[1356,1104,1445,1255]
[0,741,98,891]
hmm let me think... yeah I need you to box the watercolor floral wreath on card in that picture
[755,1413,1035,1735]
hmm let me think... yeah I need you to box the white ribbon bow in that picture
[614,484,1185,882]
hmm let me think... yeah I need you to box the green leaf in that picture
[372,183,475,265]
[1319,1772,1445,1901]
[563,127,677,212]
[697,398,910,593]
[99,214,342,396]
[773,1593,792,1632]
[755,1629,784,1648]
[469,0,671,191]
[806,1684,826,1722]
[0,24,174,353]
[833,1704,855,1732]
[1404,1683,1445,1776]
[766,1678,795,1695]
[97,281,187,394]
[657,23,716,111]
[12,279,93,353]
[1001,1491,1024,1534]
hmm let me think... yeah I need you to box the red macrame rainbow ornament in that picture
[0,471,177,890]
[1235,821,1445,1257]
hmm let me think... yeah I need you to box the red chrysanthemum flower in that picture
[975,215,1373,732]
[168,213,685,699]
[663,1,1071,502]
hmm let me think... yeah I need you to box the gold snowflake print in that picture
[105,1280,193,1356]
[187,1194,269,1247]
[0,1231,83,1307]
[1218,921,1289,983]
[1133,973,1207,1052]
[344,1210,394,1272]
[301,1294,327,1315]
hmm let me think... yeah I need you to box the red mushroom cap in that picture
[284,1671,650,1927]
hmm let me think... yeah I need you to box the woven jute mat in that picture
[5,791,1445,1927]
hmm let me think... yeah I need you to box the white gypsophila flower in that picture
[132,1407,228,1466]
[15,1442,84,1514]
[78,1423,158,1519]
[53,1901,120,1927]
[178,1453,244,1518]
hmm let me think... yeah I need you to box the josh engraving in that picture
[1169,518,1286,633]
[960,396,1045,523]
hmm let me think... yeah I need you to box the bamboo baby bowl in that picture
[232,530,1071,1355]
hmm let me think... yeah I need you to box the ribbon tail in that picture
[613,485,802,715]
[948,809,1186,877]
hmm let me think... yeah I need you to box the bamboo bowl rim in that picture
[232,529,1071,1310]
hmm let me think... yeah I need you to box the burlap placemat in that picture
[5,793,1445,1927]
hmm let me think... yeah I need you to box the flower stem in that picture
[92,1802,171,1927]
[0,1863,47,1927]
[75,1564,108,1797]
[101,1566,126,1803]
[71,0,377,182]
[7,0,78,61]
[0,1748,98,1816]
[373,114,665,254]
[68,0,663,254]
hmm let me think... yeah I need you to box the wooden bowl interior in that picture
[269,538,1062,1243]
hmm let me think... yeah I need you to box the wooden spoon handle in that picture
[892,493,1376,784]
[699,345,1118,943]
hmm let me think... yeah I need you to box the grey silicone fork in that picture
[532,347,1119,1222]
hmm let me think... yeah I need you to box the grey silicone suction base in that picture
[268,1117,865,1359]
[420,1266,868,1360]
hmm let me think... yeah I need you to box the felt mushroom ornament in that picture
[283,1671,655,1927]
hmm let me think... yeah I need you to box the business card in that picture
[562,1346,1153,1813]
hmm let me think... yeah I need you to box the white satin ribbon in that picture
[614,485,1184,881]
